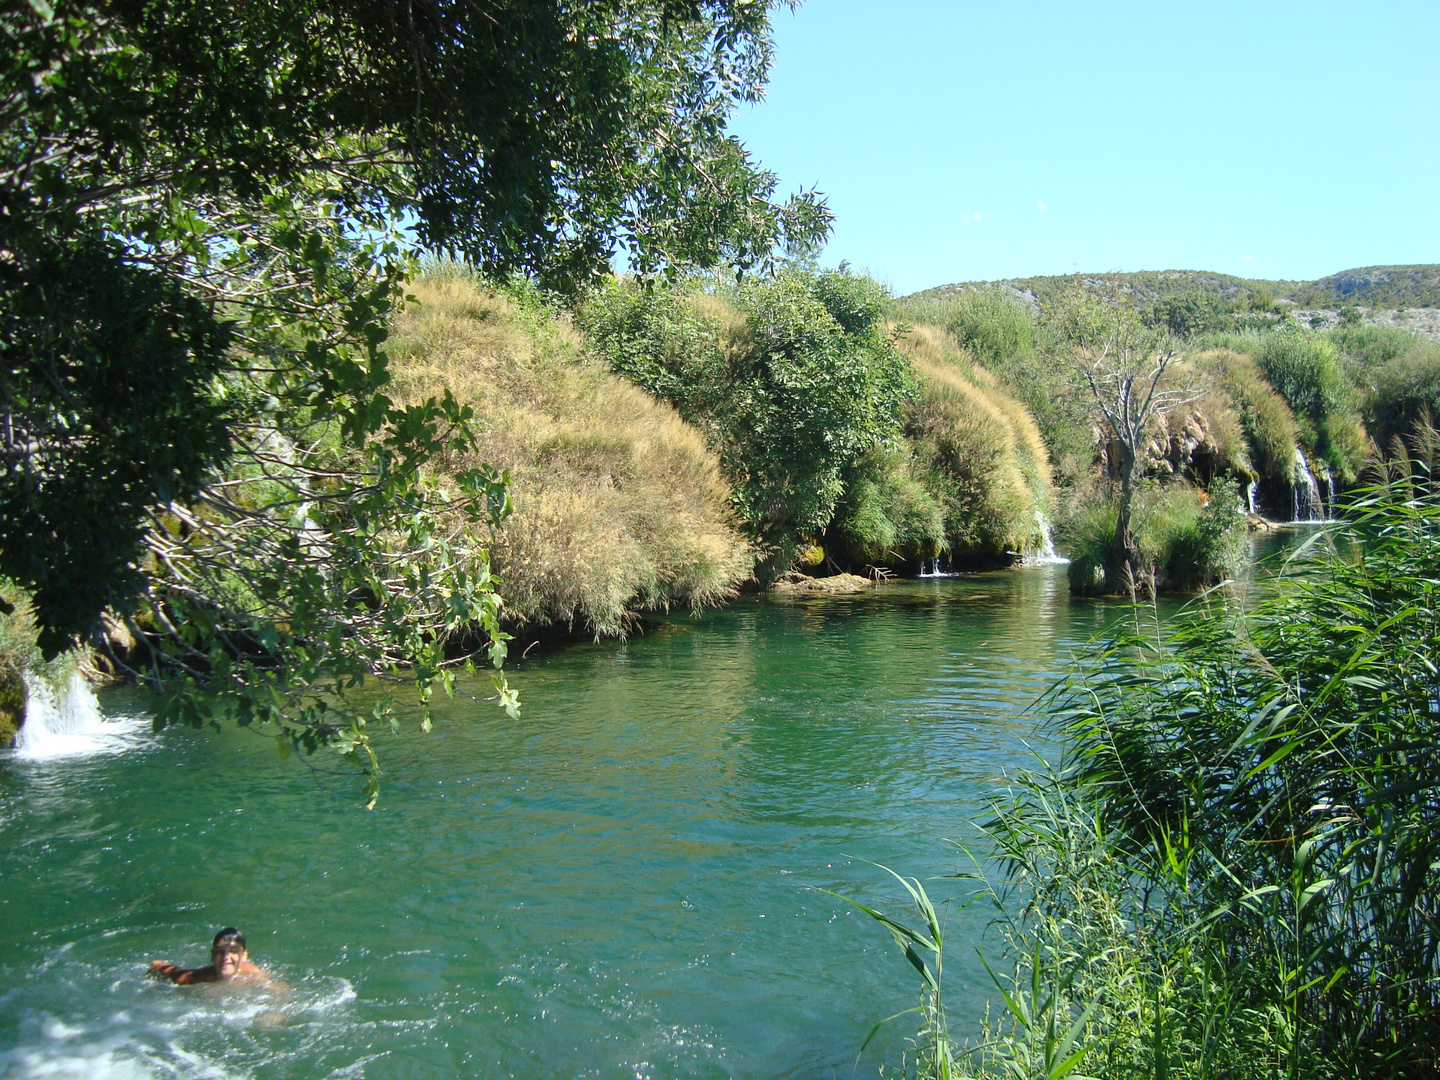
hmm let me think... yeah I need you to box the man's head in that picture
[210,928,247,980]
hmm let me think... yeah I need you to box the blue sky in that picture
[727,1,1440,296]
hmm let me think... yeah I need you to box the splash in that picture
[1022,510,1069,565]
[1292,448,1329,523]
[13,671,144,758]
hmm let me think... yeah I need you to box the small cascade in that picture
[13,670,131,758]
[1320,462,1336,520]
[1246,480,1259,516]
[1292,448,1325,523]
[918,557,945,578]
[1023,510,1069,565]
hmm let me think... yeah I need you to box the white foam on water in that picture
[13,671,150,759]
[2,1011,246,1080]
[1022,510,1069,565]
[2,966,360,1080]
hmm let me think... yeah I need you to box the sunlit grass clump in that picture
[897,324,1052,561]
[388,273,752,637]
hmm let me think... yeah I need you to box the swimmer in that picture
[149,927,287,994]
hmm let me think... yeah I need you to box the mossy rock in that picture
[796,542,825,568]
[0,666,25,749]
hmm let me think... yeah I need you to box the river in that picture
[0,538,1313,1079]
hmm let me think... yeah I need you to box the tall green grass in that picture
[1065,482,1243,595]
[861,462,1440,1079]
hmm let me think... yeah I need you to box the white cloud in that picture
[1036,200,1048,212]
[1241,254,1254,262]
[962,211,984,226]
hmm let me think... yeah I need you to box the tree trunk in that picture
[1106,445,1143,599]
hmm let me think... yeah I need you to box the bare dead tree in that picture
[1056,286,1200,596]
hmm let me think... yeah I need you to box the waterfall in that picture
[1292,448,1325,523]
[13,670,138,758]
[1246,480,1259,516]
[1023,510,1070,565]
[918,557,943,578]
[1320,462,1336,520]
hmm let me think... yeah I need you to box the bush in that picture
[896,289,1093,494]
[1064,481,1243,595]
[1255,328,1369,481]
[1135,479,1245,590]
[582,269,913,572]
[390,274,753,637]
[1064,500,1117,595]
[1195,349,1301,489]
[1034,478,1440,1078]
[829,448,946,567]
[1328,324,1440,450]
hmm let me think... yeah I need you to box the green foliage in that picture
[829,448,946,566]
[896,292,1091,497]
[1063,501,1118,596]
[1195,349,1300,488]
[828,866,959,1080]
[1134,480,1246,591]
[389,273,753,639]
[1329,324,1440,450]
[1256,329,1349,423]
[0,581,38,747]
[3,0,830,797]
[903,265,1440,319]
[1255,328,1368,480]
[1065,482,1243,595]
[1030,475,1440,1077]
[583,269,913,567]
[900,327,1051,562]
[965,766,1308,1080]
[932,287,1042,368]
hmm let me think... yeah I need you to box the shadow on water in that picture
[0,564,1215,1079]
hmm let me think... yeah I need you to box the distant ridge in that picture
[904,265,1440,310]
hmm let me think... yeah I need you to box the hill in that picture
[904,265,1440,311]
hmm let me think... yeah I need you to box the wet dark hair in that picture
[211,928,246,953]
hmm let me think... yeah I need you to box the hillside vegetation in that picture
[905,264,1440,312]
[389,275,753,638]
[581,269,1053,576]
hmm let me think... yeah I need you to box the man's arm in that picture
[149,960,209,985]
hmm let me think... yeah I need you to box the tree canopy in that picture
[1,0,829,798]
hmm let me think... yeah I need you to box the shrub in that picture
[1327,324,1440,449]
[1064,500,1117,595]
[390,274,752,637]
[582,270,913,572]
[1034,478,1440,1077]
[1135,479,1245,591]
[1194,349,1301,489]
[829,447,946,566]
[1255,328,1369,480]
[1064,481,1242,595]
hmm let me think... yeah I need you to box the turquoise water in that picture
[0,563,1200,1078]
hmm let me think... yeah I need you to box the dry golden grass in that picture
[894,324,1053,554]
[389,278,752,637]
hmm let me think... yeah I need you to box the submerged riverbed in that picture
[0,548,1306,1079]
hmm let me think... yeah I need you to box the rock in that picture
[0,666,24,749]
[768,573,878,596]
[795,542,825,568]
